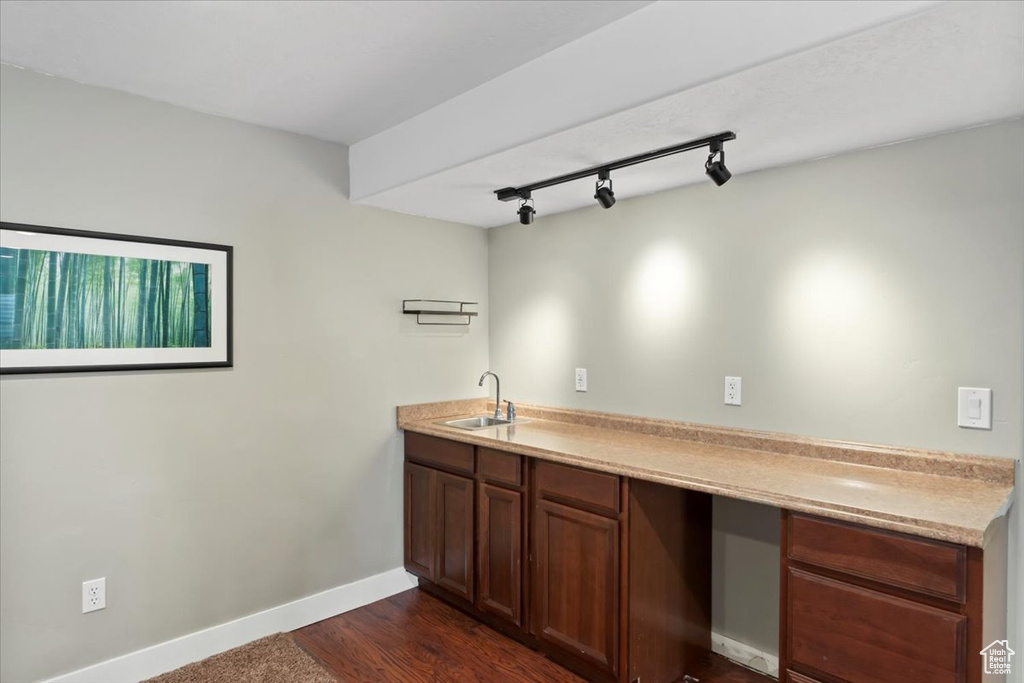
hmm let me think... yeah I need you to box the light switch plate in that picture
[957,387,991,430]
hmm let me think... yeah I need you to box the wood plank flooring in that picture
[293,589,581,682]
[293,588,770,682]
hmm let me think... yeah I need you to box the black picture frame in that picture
[0,221,233,374]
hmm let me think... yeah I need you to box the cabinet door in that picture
[477,483,522,626]
[532,499,620,678]
[404,462,436,581]
[436,471,475,602]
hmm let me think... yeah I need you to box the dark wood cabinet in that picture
[787,513,966,602]
[788,568,966,683]
[436,471,475,601]
[529,461,711,683]
[405,432,474,475]
[403,462,436,581]
[403,434,475,603]
[534,459,620,516]
[781,511,985,683]
[479,447,523,487]
[627,479,711,683]
[405,432,1000,683]
[477,482,523,626]
[532,498,621,678]
[404,434,716,683]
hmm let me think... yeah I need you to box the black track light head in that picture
[594,172,616,209]
[518,204,535,225]
[705,145,731,186]
[706,160,731,186]
[517,196,535,225]
[595,185,616,209]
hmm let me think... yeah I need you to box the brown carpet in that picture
[143,633,336,683]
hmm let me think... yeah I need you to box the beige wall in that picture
[0,65,489,682]
[489,120,1024,656]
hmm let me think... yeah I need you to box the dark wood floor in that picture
[689,654,775,683]
[293,588,771,682]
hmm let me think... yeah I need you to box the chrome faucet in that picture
[478,371,502,420]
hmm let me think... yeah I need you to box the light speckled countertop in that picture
[398,399,1014,547]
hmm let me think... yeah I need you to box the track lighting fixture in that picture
[705,140,732,186]
[495,131,735,224]
[594,171,616,209]
[517,195,535,225]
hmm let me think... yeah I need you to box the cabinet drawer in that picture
[787,513,966,601]
[535,460,619,517]
[787,568,966,683]
[479,447,522,487]
[405,432,474,475]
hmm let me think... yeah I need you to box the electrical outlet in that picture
[575,368,587,392]
[82,577,105,614]
[724,376,742,406]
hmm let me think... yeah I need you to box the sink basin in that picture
[442,416,513,430]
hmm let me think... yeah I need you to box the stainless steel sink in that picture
[442,416,513,430]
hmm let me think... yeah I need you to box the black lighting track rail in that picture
[494,131,736,202]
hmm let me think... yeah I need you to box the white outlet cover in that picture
[957,387,992,430]
[724,376,742,406]
[82,577,106,613]
[575,368,587,392]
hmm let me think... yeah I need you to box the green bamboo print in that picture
[0,248,212,350]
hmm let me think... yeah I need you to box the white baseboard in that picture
[712,631,780,678]
[41,568,418,683]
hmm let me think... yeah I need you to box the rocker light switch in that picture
[958,387,991,430]
[967,398,982,420]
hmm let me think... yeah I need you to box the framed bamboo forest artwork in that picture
[0,222,232,374]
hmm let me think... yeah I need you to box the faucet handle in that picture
[504,400,516,422]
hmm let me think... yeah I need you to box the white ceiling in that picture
[357,0,1024,227]
[1,1,1022,228]
[0,0,651,143]
[349,0,945,201]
